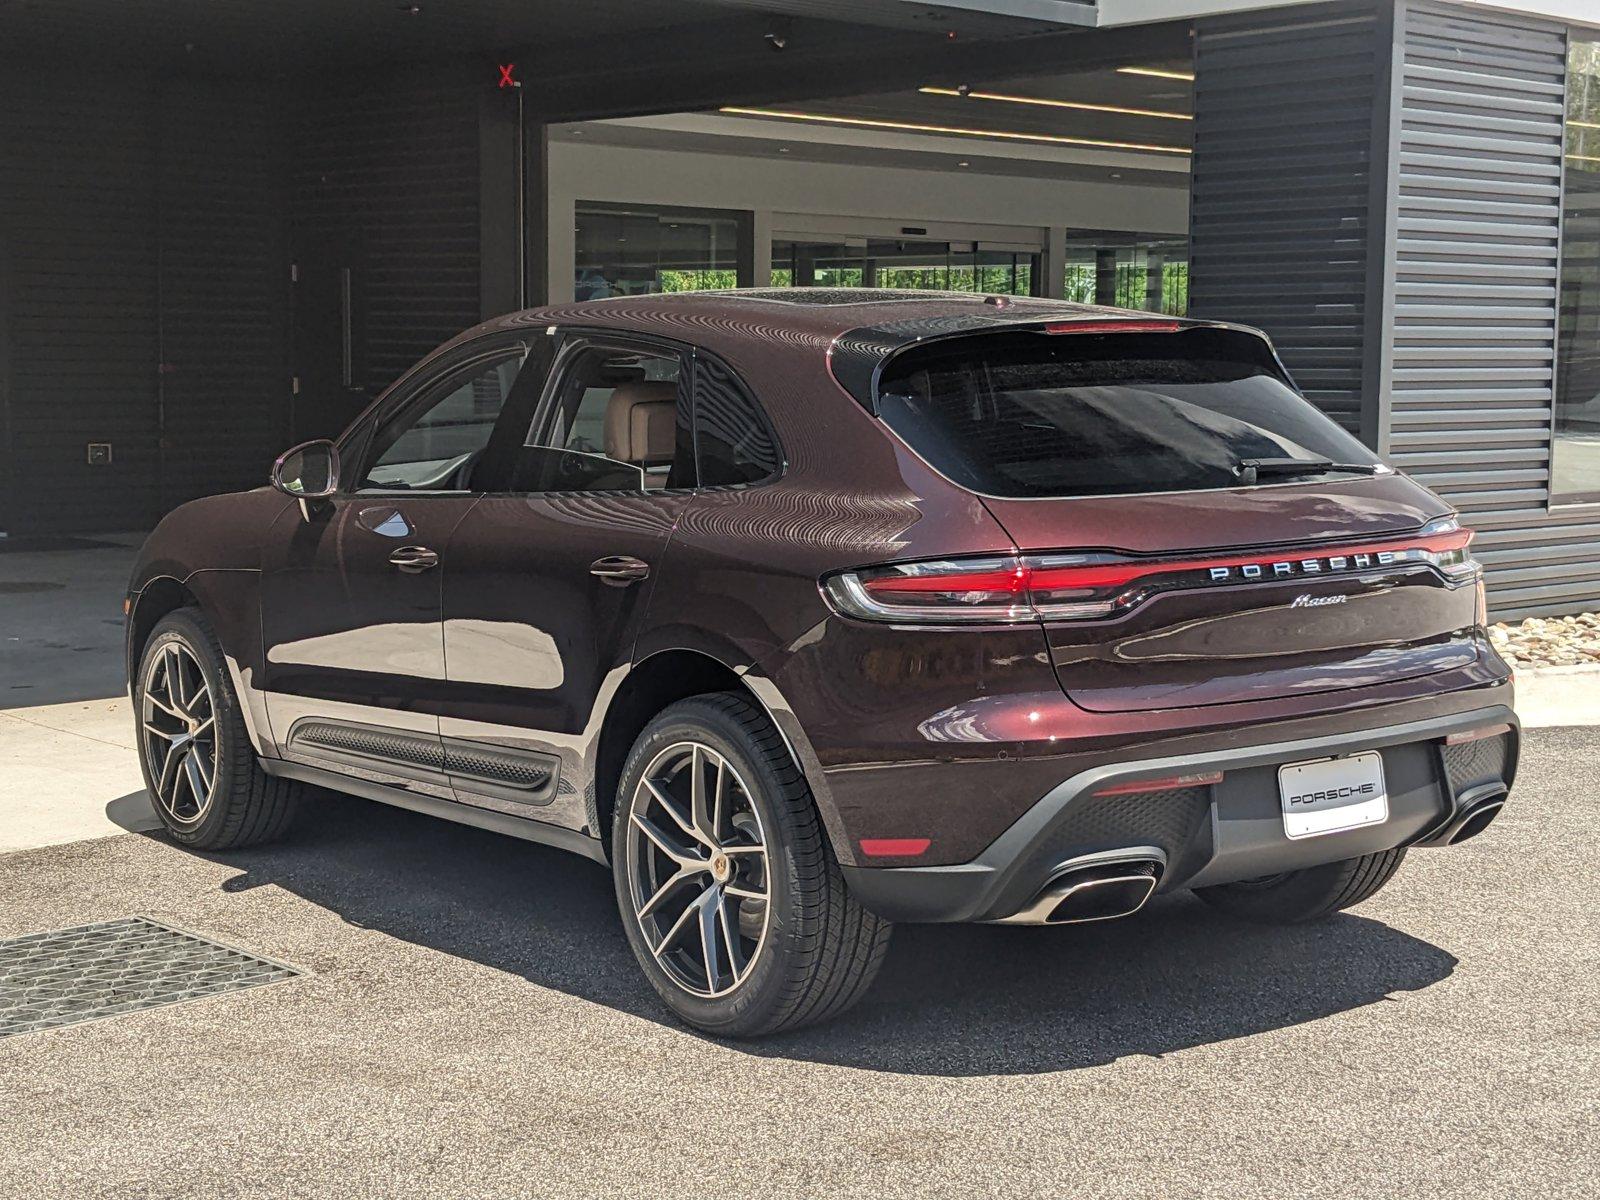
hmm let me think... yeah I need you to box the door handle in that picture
[590,555,650,586]
[389,545,439,573]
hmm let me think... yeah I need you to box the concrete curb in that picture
[1512,664,1600,729]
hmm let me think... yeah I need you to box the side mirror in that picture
[271,440,340,517]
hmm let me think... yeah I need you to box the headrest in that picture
[604,382,678,465]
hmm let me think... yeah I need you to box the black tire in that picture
[1193,848,1406,924]
[611,692,891,1037]
[134,608,301,850]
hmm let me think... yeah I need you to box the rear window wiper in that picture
[1232,457,1381,485]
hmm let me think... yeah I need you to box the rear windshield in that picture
[876,329,1382,499]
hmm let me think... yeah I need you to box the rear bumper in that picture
[841,703,1518,924]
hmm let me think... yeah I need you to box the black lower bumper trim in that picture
[842,703,1518,924]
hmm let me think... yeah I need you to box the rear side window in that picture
[876,329,1381,499]
[693,355,781,487]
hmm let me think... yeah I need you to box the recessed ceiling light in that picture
[957,160,970,167]
[1117,66,1195,82]
[920,86,1191,121]
[778,146,790,153]
[1111,172,1123,179]
[719,106,1191,156]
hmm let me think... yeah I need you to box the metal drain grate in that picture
[0,917,298,1038]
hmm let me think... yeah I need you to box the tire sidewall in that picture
[135,610,240,847]
[611,699,806,1035]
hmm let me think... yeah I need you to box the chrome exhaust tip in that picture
[996,847,1166,926]
[1421,782,1508,847]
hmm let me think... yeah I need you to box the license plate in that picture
[1278,752,1388,840]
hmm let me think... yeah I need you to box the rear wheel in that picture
[135,608,301,850]
[1193,848,1406,923]
[612,692,891,1037]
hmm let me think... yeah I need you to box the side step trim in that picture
[261,759,608,864]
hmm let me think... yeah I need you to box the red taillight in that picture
[823,520,1479,625]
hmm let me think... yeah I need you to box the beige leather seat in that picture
[604,382,677,473]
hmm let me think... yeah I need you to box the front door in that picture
[437,335,695,831]
[258,337,539,795]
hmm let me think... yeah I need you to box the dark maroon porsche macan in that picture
[126,290,1518,1035]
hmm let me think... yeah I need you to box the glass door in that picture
[773,233,1040,296]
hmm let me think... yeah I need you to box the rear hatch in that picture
[873,322,1484,713]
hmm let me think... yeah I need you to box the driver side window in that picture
[359,350,527,492]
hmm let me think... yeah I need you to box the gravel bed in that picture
[1489,612,1600,669]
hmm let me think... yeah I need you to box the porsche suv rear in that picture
[806,316,1517,931]
[126,290,1516,1037]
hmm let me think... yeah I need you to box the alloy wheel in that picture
[140,641,219,828]
[624,741,771,998]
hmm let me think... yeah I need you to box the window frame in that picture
[510,330,696,496]
[688,347,786,491]
[341,334,537,498]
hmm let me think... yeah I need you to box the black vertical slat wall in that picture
[0,73,161,533]
[291,71,483,405]
[0,68,485,535]
[157,83,292,512]
[0,73,288,533]
[1189,1,1386,438]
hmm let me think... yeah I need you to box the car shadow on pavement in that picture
[124,790,1459,1077]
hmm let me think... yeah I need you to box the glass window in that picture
[693,356,781,486]
[575,202,746,299]
[876,329,1381,500]
[1063,233,1189,316]
[1555,33,1600,503]
[503,344,693,493]
[361,352,527,491]
[771,238,1038,295]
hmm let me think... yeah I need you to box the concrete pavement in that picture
[0,728,1596,1197]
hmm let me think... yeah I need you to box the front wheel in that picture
[134,608,301,850]
[611,693,891,1037]
[1192,848,1406,923]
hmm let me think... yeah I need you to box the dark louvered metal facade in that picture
[1190,1,1388,439]
[0,74,162,533]
[0,69,484,532]
[1194,0,1597,620]
[1384,2,1593,619]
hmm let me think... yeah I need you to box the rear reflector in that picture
[1092,771,1223,797]
[1445,723,1512,746]
[859,838,932,858]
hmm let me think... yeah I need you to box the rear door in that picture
[874,324,1482,713]
[437,333,695,831]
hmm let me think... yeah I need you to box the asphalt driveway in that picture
[1,727,1595,1198]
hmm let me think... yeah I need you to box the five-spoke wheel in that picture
[140,639,218,829]
[624,741,771,998]
[134,608,300,849]
[612,693,891,1036]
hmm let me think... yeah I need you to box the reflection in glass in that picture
[1555,34,1600,503]
[575,202,746,299]
[771,239,1038,295]
[1062,232,1189,316]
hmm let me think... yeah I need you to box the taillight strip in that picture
[862,528,1473,597]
